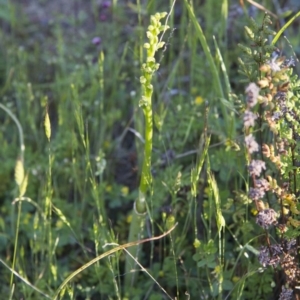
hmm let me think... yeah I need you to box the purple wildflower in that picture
[92,37,102,46]
[101,1,111,9]
[272,111,282,121]
[243,110,257,128]
[256,208,278,229]
[245,83,260,107]
[249,187,265,201]
[249,160,266,177]
[255,178,270,191]
[258,244,282,267]
[268,57,281,72]
[245,134,259,154]
[279,286,293,300]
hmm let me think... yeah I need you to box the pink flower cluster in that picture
[244,83,278,229]
[244,84,265,179]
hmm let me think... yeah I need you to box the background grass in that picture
[0,0,300,299]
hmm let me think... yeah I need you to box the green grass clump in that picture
[0,0,300,299]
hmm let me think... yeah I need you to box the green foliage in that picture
[238,14,277,81]
[1,1,300,299]
[239,7,300,298]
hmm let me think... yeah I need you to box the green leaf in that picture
[222,279,234,290]
[272,11,300,45]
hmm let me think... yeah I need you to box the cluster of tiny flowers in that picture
[282,56,296,69]
[248,159,266,177]
[242,26,300,296]
[249,178,269,201]
[265,56,299,134]
[243,111,257,128]
[281,253,300,287]
[274,91,289,120]
[256,208,278,229]
[243,84,279,229]
[274,86,300,133]
[249,187,265,201]
[244,84,261,157]
[245,134,259,154]
[245,83,260,107]
[258,238,299,298]
[268,56,281,72]
[255,178,270,191]
[258,244,282,267]
[268,52,295,72]
[283,239,297,252]
[279,286,293,300]
[244,83,260,125]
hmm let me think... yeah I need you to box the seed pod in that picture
[44,111,51,141]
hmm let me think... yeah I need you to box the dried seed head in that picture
[44,111,51,141]
[15,158,25,187]
[19,173,28,198]
[262,144,270,157]
[258,78,270,88]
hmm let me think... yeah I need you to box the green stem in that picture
[0,104,25,287]
[124,11,169,289]
[10,200,22,287]
[124,83,154,289]
[137,103,153,211]
[0,103,25,162]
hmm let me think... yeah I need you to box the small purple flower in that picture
[256,208,278,229]
[245,134,259,154]
[268,57,281,72]
[92,37,102,46]
[272,111,282,121]
[249,187,265,201]
[99,14,107,21]
[285,239,297,252]
[101,1,111,9]
[244,110,257,128]
[248,160,266,177]
[279,286,293,300]
[245,83,260,107]
[256,178,270,191]
[258,244,282,267]
[284,57,295,68]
